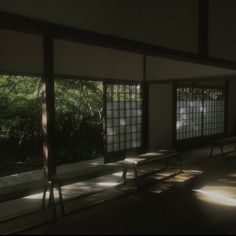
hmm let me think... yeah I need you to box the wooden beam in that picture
[1,10,236,71]
[42,35,56,180]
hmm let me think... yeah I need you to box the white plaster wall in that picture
[149,83,173,149]
[0,29,43,74]
[146,56,236,81]
[209,0,236,62]
[54,39,143,80]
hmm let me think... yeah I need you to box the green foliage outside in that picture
[177,87,224,101]
[54,78,103,164]
[0,75,103,176]
[0,75,42,174]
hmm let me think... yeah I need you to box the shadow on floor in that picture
[1,145,236,234]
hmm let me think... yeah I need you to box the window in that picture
[176,86,225,142]
[105,82,142,159]
[54,78,103,165]
[0,75,42,176]
[203,88,225,136]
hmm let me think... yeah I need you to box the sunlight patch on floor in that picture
[218,178,236,184]
[112,171,124,177]
[97,182,120,187]
[24,192,44,200]
[227,173,236,178]
[149,183,173,194]
[149,169,203,194]
[218,172,236,185]
[194,186,236,207]
[165,169,203,183]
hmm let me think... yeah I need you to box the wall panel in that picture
[209,0,236,62]
[146,56,236,81]
[0,29,43,74]
[54,39,143,81]
[149,83,173,149]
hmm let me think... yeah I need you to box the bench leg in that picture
[41,185,47,211]
[209,145,225,159]
[220,145,225,159]
[57,184,65,217]
[164,157,170,169]
[178,155,183,172]
[42,178,65,220]
[165,155,183,173]
[134,166,139,189]
[52,177,65,217]
[49,182,57,220]
[209,145,215,158]
[121,164,127,185]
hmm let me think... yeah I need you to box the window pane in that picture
[106,83,142,155]
[55,79,103,164]
[176,86,225,142]
[0,75,43,176]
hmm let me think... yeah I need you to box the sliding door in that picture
[104,81,143,162]
[175,85,225,147]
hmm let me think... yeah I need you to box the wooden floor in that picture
[1,145,236,234]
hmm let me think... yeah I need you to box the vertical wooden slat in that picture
[103,82,108,163]
[201,87,204,137]
[42,35,56,180]
[142,54,149,152]
[225,80,229,137]
[172,82,177,149]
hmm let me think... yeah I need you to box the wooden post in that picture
[142,54,149,152]
[225,80,229,137]
[172,82,177,149]
[42,35,56,181]
[103,82,108,163]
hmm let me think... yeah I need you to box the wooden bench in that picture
[121,150,182,187]
[41,162,124,218]
[209,136,236,159]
